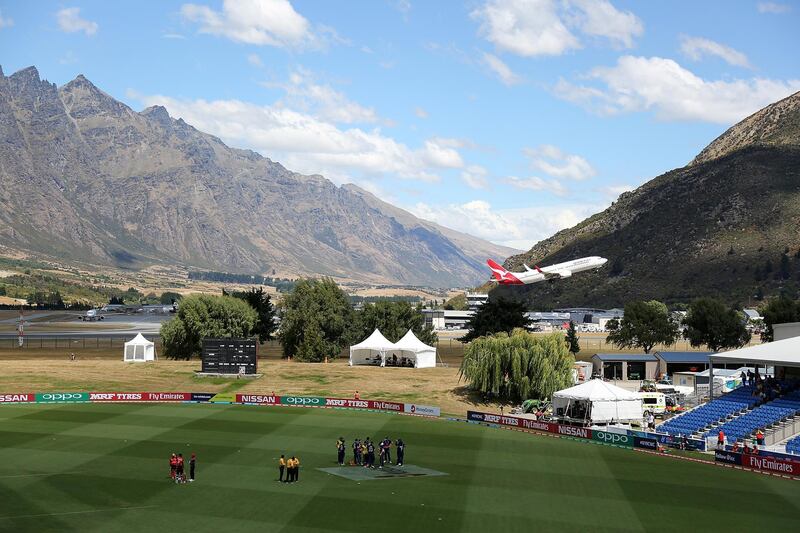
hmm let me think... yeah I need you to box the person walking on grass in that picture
[279,455,286,482]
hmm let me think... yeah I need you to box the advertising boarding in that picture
[35,392,89,403]
[0,393,34,403]
[716,451,800,477]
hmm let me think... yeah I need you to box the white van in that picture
[638,392,667,416]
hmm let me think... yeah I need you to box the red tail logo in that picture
[486,259,523,285]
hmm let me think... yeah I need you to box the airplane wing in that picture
[534,265,572,279]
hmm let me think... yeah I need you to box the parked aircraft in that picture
[487,256,608,285]
[78,309,105,321]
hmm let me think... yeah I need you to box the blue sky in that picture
[1,0,799,251]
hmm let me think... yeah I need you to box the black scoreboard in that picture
[201,338,258,374]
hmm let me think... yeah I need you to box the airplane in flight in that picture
[487,256,608,285]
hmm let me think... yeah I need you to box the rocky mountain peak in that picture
[140,104,172,125]
[59,74,132,120]
[691,91,800,166]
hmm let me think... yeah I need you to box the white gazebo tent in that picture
[349,329,395,367]
[552,379,643,424]
[391,329,437,368]
[123,333,156,362]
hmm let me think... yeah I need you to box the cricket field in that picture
[1,403,798,532]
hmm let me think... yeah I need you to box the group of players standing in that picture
[337,436,405,468]
[169,452,196,483]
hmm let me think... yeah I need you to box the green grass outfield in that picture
[1,403,799,532]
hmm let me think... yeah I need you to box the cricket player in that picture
[383,436,392,464]
[396,438,405,466]
[279,455,286,482]
[189,453,196,482]
[337,437,346,466]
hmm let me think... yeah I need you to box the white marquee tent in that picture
[552,379,643,424]
[392,329,437,369]
[123,333,156,362]
[349,329,395,367]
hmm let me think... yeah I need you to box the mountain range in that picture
[0,66,516,288]
[495,91,800,308]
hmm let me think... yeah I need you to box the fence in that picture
[0,335,754,363]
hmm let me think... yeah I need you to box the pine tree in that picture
[565,321,580,355]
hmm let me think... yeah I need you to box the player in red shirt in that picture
[176,453,185,483]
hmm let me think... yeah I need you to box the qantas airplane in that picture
[487,256,608,285]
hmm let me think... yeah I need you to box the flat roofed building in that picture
[591,353,658,381]
[465,292,489,311]
[653,351,713,377]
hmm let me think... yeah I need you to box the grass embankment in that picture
[0,360,482,417]
[0,403,797,532]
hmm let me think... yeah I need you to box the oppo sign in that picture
[591,430,633,448]
[35,392,89,403]
[280,396,324,406]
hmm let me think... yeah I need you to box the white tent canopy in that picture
[123,333,156,362]
[552,379,643,424]
[349,329,395,367]
[709,335,800,367]
[391,329,437,368]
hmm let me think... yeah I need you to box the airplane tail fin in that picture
[486,259,507,281]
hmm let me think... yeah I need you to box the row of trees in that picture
[605,298,752,353]
[160,278,436,361]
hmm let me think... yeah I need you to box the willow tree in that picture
[459,329,574,402]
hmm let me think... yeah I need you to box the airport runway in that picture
[0,313,167,338]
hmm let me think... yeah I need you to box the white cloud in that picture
[470,0,641,57]
[506,176,568,196]
[680,35,751,68]
[481,52,522,86]
[247,53,264,67]
[181,0,318,49]
[133,92,473,183]
[270,68,380,125]
[56,7,98,36]
[524,145,595,180]
[412,200,523,244]
[555,55,800,124]
[410,201,602,249]
[567,0,643,49]
[757,2,792,14]
[421,139,465,168]
[471,0,579,57]
[461,165,489,189]
[414,107,428,119]
[0,9,14,28]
